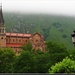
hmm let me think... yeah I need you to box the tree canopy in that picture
[0,48,15,73]
[49,57,75,73]
[0,41,74,73]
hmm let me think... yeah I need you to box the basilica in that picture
[0,5,46,54]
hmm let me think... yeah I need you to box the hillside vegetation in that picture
[3,12,75,49]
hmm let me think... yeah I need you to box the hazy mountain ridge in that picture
[3,12,75,49]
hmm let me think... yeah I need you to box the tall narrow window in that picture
[26,40,27,42]
[0,29,1,33]
[19,39,21,43]
[2,29,4,33]
[1,29,4,33]
[6,39,8,42]
[13,39,15,42]
[36,39,38,42]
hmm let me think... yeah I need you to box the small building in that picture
[0,4,46,54]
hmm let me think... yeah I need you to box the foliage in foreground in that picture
[14,50,36,73]
[0,48,15,73]
[49,57,75,73]
[46,41,69,68]
[0,41,73,73]
[13,41,69,73]
[14,43,49,73]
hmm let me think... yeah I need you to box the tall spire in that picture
[0,3,4,24]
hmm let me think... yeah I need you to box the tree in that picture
[46,41,69,67]
[13,50,36,73]
[21,42,32,52]
[14,44,50,73]
[68,49,75,60]
[14,41,69,73]
[0,48,15,73]
[49,57,75,73]
[34,52,50,73]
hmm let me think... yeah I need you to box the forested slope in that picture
[3,12,75,49]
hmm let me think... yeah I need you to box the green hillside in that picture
[3,12,75,49]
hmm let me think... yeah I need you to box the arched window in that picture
[2,29,4,33]
[19,39,21,42]
[0,29,1,33]
[26,40,27,42]
[13,39,15,42]
[36,39,38,42]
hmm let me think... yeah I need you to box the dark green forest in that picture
[3,12,75,49]
[1,12,75,73]
[0,41,75,73]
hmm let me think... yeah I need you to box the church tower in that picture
[0,3,6,47]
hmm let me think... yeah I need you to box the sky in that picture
[0,0,75,16]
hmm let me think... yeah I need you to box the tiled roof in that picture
[6,33,31,37]
[31,32,44,39]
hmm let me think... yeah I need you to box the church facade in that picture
[0,5,46,54]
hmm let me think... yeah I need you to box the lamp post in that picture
[71,31,75,46]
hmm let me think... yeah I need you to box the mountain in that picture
[3,12,75,49]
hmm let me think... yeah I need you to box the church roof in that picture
[6,33,31,37]
[31,32,44,39]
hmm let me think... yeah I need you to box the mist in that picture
[1,0,75,17]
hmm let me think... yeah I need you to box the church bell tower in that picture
[0,3,6,47]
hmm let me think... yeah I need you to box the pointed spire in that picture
[0,3,4,24]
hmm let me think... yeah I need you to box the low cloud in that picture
[1,0,75,16]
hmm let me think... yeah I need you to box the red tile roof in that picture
[6,33,31,37]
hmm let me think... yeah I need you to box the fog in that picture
[1,0,75,17]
